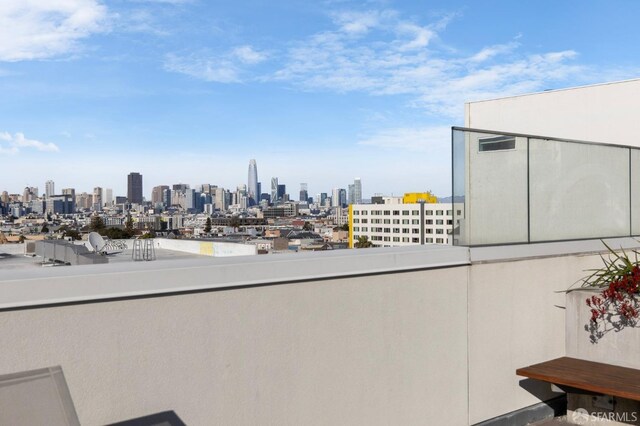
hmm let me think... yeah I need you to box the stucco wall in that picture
[0,267,468,426]
[467,254,602,424]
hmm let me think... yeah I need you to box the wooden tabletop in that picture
[516,357,640,402]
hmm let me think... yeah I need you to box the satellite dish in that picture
[88,232,106,253]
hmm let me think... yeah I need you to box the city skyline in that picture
[2,1,640,195]
[1,169,378,204]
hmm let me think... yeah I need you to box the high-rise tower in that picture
[45,180,55,198]
[299,183,308,202]
[127,172,143,204]
[353,178,362,204]
[271,177,278,204]
[248,159,258,205]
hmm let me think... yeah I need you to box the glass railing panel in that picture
[459,130,529,245]
[452,129,467,245]
[529,139,630,241]
[631,149,640,236]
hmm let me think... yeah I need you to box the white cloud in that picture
[0,0,108,61]
[395,22,436,51]
[271,9,587,119]
[358,126,451,152]
[164,53,240,83]
[232,45,268,64]
[469,41,519,63]
[165,45,268,82]
[330,10,394,35]
[0,131,60,154]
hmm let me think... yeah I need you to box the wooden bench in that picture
[516,357,640,402]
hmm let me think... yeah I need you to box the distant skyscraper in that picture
[45,180,55,198]
[22,187,35,203]
[152,185,169,205]
[299,183,308,202]
[248,159,258,205]
[271,177,278,203]
[353,178,362,204]
[104,188,113,207]
[127,172,143,204]
[332,188,345,207]
[277,184,286,201]
[348,178,362,205]
[214,187,226,211]
[172,183,189,191]
[93,187,103,211]
[62,188,76,212]
[162,188,171,207]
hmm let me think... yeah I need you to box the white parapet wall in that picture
[155,238,257,257]
[82,238,258,257]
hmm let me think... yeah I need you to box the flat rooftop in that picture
[0,244,205,271]
[2,237,640,312]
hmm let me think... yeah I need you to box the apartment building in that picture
[349,201,461,247]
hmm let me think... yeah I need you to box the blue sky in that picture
[2,0,640,199]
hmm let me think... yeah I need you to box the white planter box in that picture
[566,288,640,369]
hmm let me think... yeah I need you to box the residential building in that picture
[349,201,458,248]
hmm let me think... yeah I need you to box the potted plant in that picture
[565,242,640,370]
[579,242,640,342]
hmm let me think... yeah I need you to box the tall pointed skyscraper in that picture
[248,159,258,205]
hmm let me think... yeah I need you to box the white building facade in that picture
[349,202,461,248]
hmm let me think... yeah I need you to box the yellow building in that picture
[402,192,438,204]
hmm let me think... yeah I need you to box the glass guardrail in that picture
[452,127,639,246]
